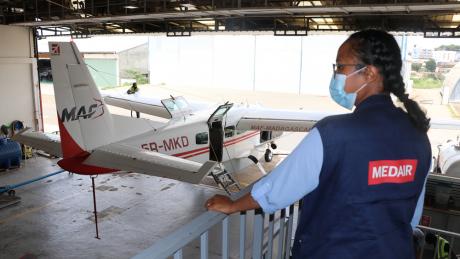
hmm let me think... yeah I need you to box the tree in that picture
[411,63,422,72]
[435,44,460,51]
[425,59,437,72]
[124,69,148,84]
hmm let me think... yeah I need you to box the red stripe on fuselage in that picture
[173,131,260,159]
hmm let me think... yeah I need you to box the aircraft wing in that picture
[103,92,211,119]
[83,142,217,184]
[235,108,336,132]
[103,93,171,119]
[430,118,460,130]
[235,107,460,132]
[12,130,62,157]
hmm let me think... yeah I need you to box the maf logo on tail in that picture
[60,99,105,122]
[51,43,60,55]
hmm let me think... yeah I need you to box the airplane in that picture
[12,41,332,236]
[13,41,460,237]
[15,42,332,186]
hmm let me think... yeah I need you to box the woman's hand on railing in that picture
[205,193,261,214]
[205,194,235,214]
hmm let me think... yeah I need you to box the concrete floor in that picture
[0,156,235,258]
[0,131,299,259]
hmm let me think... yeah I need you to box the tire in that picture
[8,189,15,196]
[264,149,273,162]
[270,143,277,150]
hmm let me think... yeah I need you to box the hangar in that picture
[2,0,460,258]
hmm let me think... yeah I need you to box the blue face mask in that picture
[329,67,368,110]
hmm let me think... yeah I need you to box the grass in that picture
[411,77,443,89]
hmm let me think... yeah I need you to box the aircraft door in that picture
[209,121,224,162]
[207,103,233,162]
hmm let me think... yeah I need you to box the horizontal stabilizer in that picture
[431,118,460,130]
[12,129,62,157]
[83,142,217,184]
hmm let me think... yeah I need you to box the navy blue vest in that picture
[291,94,431,259]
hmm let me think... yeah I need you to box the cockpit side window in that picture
[196,132,208,144]
[224,126,235,138]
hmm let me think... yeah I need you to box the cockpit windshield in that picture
[161,96,192,118]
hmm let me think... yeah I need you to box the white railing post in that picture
[200,231,209,259]
[252,208,265,259]
[239,211,247,259]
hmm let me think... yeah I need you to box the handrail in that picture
[132,184,254,259]
[417,225,460,239]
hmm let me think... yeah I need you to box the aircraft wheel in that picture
[270,143,277,150]
[8,189,15,196]
[264,149,273,162]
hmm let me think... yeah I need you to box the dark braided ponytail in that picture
[346,29,430,132]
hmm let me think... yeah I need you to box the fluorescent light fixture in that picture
[11,7,24,13]
[207,26,225,30]
[198,20,215,26]
[453,14,460,22]
[113,28,134,33]
[123,5,139,9]
[325,18,333,23]
[312,18,325,24]
[181,3,197,10]
[312,1,322,6]
[298,1,313,6]
[318,25,330,29]
[330,25,338,30]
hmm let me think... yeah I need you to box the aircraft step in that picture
[210,166,241,195]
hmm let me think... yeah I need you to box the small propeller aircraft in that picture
[16,41,333,187]
[13,41,460,238]
[12,41,331,237]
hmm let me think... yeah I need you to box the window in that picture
[225,126,235,138]
[196,132,208,145]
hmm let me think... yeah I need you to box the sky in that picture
[407,36,460,50]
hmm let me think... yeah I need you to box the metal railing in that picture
[417,225,460,259]
[132,185,299,259]
[132,185,460,259]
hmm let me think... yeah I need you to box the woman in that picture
[206,29,431,259]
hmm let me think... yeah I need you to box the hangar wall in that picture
[148,34,410,96]
[0,25,40,130]
[148,34,347,95]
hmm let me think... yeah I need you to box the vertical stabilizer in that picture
[49,42,115,158]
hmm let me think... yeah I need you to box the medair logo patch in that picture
[368,159,418,185]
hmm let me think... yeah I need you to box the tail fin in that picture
[49,42,115,158]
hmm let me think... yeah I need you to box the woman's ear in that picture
[365,65,380,83]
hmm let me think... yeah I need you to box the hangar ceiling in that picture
[2,0,460,37]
